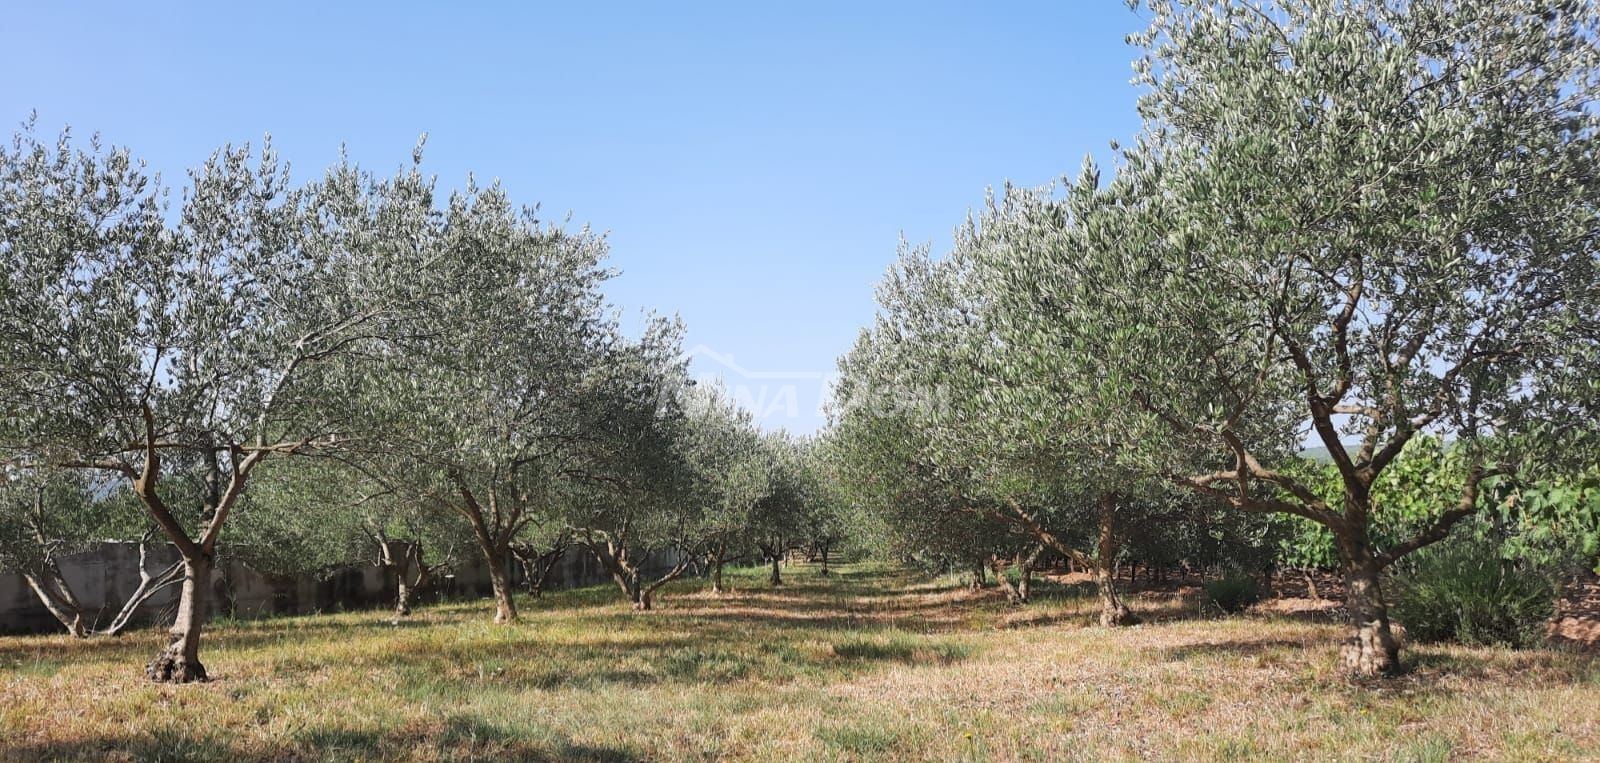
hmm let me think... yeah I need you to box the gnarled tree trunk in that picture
[146,555,211,683]
[992,545,1042,605]
[1340,560,1400,677]
[22,564,87,638]
[379,539,432,622]
[485,548,518,623]
[760,542,784,587]
[637,554,695,611]
[19,491,89,637]
[449,477,532,624]
[604,555,643,607]
[24,543,181,639]
[133,436,269,683]
[1093,494,1138,627]
[1333,518,1401,677]
[1015,544,1042,604]
[1017,560,1032,603]
[100,541,184,636]
[1001,499,1129,621]
[395,568,417,618]
[708,542,728,594]
[511,537,569,599]
[991,555,1022,604]
[587,536,649,609]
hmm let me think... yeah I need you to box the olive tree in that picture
[509,521,573,600]
[346,180,629,624]
[224,459,370,585]
[827,393,960,567]
[834,237,1158,623]
[830,246,1014,586]
[224,456,470,622]
[1019,0,1600,675]
[0,125,434,681]
[796,440,852,577]
[563,322,702,611]
[677,381,772,594]
[748,431,827,588]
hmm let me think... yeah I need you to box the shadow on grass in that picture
[1402,645,1600,685]
[829,635,971,665]
[0,728,266,763]
[358,569,987,696]
[381,626,978,698]
[0,719,647,763]
[1151,631,1600,694]
[0,634,157,674]
[1158,638,1313,662]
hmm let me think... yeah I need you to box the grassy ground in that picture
[2,563,1598,762]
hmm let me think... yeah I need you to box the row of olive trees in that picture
[0,123,842,682]
[829,0,1600,677]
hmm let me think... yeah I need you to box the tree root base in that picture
[146,649,208,683]
[1100,608,1141,627]
[1339,638,1401,678]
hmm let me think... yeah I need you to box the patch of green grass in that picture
[1391,734,1453,763]
[661,647,753,682]
[1155,687,1214,717]
[829,631,971,665]
[269,656,320,677]
[815,722,905,758]
[1212,734,1261,759]
[2,657,62,678]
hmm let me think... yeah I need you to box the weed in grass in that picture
[661,647,752,682]
[290,725,384,756]
[1393,734,1453,763]
[816,722,904,758]
[1213,734,1261,759]
[1154,687,1214,717]
[5,658,61,678]
[1026,689,1096,719]
[1205,574,1265,615]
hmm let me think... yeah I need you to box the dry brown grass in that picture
[2,563,1597,761]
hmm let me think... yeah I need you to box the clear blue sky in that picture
[3,1,1149,434]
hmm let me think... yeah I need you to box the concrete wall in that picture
[0,542,680,635]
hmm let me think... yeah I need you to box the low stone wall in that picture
[0,542,678,635]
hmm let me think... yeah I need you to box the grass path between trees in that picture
[3,562,1598,761]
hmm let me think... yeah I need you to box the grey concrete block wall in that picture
[0,543,186,634]
[0,566,63,634]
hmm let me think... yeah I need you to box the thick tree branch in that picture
[1377,462,1508,567]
